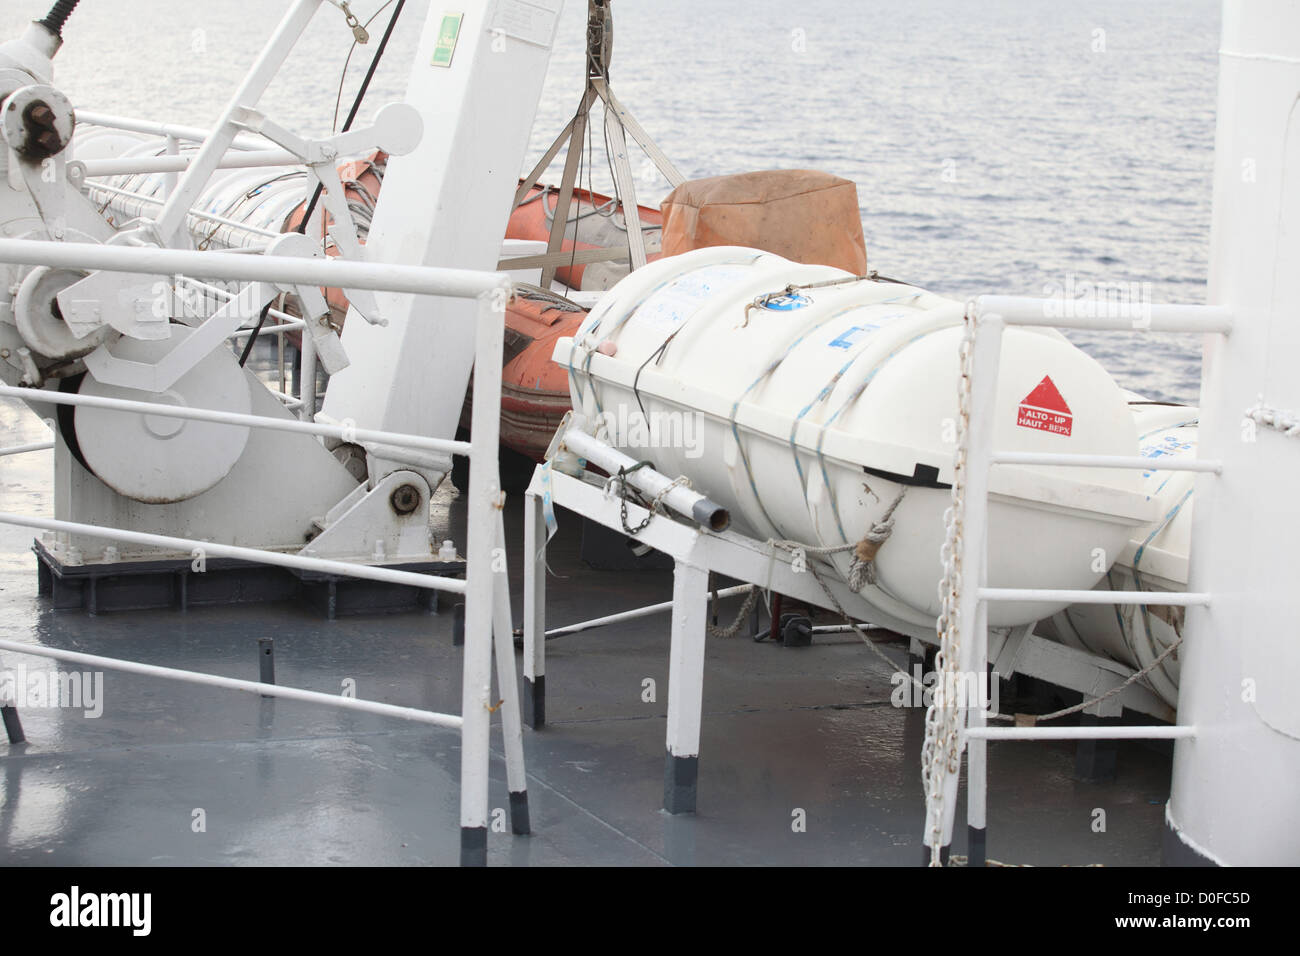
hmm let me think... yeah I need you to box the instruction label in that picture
[431,13,464,68]
[491,0,561,48]
[632,266,753,332]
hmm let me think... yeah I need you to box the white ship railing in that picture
[935,294,1232,866]
[0,236,521,866]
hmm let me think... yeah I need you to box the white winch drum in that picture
[75,326,253,504]
[555,246,1157,629]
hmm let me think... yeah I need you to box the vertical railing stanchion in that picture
[492,513,530,834]
[522,489,546,728]
[459,286,507,866]
[299,323,317,420]
[951,311,1003,863]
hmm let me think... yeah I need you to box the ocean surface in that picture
[1,0,1219,403]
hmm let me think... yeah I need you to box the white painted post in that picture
[966,600,990,867]
[664,557,709,814]
[162,134,179,198]
[946,313,1003,861]
[492,511,530,834]
[459,288,506,866]
[523,488,547,728]
[299,321,317,421]
[1166,0,1300,866]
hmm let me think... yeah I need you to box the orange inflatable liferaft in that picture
[508,183,662,291]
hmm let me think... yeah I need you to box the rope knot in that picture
[847,488,906,591]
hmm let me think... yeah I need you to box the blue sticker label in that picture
[1140,435,1194,478]
[829,325,872,349]
[761,293,812,312]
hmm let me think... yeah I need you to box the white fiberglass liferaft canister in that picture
[1045,399,1197,708]
[554,246,1158,629]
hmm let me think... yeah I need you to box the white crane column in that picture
[1166,0,1300,866]
[320,1,562,488]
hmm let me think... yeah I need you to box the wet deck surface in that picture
[0,399,1172,866]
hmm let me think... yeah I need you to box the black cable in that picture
[38,0,79,36]
[297,0,407,236]
[238,301,274,367]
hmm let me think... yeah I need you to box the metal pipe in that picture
[810,622,881,634]
[173,277,303,332]
[228,320,305,339]
[0,440,53,457]
[965,724,1195,741]
[150,0,323,246]
[976,296,1234,334]
[0,384,469,458]
[86,182,283,238]
[560,426,731,532]
[0,511,468,594]
[991,451,1222,473]
[162,134,179,197]
[78,149,302,178]
[979,587,1211,606]
[0,637,463,730]
[0,237,510,299]
[545,584,750,639]
[76,110,278,150]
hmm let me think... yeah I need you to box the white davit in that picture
[554,245,1162,632]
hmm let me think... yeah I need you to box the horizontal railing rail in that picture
[0,384,469,458]
[0,638,463,729]
[0,232,518,865]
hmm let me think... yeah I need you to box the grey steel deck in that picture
[0,402,1171,866]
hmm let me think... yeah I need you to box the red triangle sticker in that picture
[1020,376,1071,414]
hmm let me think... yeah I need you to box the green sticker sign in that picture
[431,13,463,68]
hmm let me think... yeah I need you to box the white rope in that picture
[847,488,907,591]
[1245,396,1300,438]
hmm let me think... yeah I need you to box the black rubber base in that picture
[460,826,488,867]
[258,638,275,691]
[921,844,952,866]
[663,751,699,814]
[1162,816,1218,867]
[968,825,987,868]
[452,603,465,646]
[523,675,545,728]
[780,614,813,647]
[1074,713,1119,782]
[509,790,531,835]
[34,539,454,619]
[1,705,25,745]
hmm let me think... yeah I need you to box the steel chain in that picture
[921,305,976,866]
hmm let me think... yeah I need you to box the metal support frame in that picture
[515,0,684,288]
[521,447,1195,821]
[934,296,1230,865]
[522,462,931,811]
[0,237,524,866]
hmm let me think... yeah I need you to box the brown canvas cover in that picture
[659,170,868,274]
